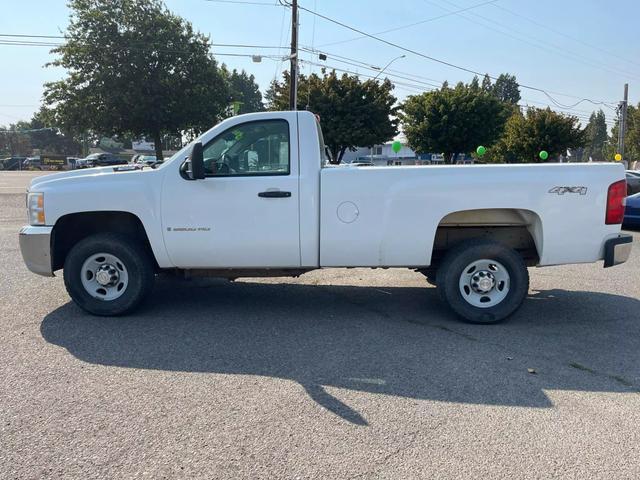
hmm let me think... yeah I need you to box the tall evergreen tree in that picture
[582,109,608,161]
[481,74,492,92]
[492,74,521,105]
[222,66,264,115]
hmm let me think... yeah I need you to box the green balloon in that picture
[392,141,402,153]
[539,150,549,160]
[476,146,486,157]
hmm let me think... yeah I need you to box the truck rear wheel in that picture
[436,239,529,324]
[63,233,155,316]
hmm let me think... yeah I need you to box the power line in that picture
[202,0,282,5]
[316,0,498,48]
[300,58,438,92]
[490,3,640,70]
[283,1,619,108]
[273,3,290,83]
[300,56,616,124]
[0,34,288,50]
[0,126,56,132]
[0,40,288,59]
[301,48,442,89]
[302,46,445,86]
[425,0,640,83]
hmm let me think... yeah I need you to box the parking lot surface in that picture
[1,171,640,479]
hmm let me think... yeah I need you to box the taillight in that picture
[605,180,626,224]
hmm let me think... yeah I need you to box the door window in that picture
[202,119,290,177]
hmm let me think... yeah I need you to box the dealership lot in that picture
[1,172,640,479]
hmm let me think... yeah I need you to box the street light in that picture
[372,54,406,80]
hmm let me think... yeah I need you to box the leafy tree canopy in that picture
[44,0,228,159]
[0,126,31,157]
[222,66,264,115]
[401,79,510,163]
[266,70,398,163]
[498,107,585,162]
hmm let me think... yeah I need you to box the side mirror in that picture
[187,142,205,180]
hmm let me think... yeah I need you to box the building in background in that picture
[341,134,473,166]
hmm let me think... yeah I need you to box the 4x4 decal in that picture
[549,186,588,195]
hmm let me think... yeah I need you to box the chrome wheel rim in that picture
[458,259,510,308]
[80,253,129,301]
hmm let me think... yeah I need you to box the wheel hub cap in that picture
[471,271,495,293]
[80,253,129,301]
[458,259,511,309]
[95,264,119,286]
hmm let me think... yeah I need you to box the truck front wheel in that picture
[63,233,155,316]
[436,239,529,324]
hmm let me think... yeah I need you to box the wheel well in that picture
[429,209,542,268]
[51,211,156,272]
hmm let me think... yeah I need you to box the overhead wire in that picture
[279,1,619,109]
[490,3,640,70]
[300,56,616,125]
[316,0,499,48]
[424,0,640,83]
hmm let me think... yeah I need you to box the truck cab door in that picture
[161,114,301,268]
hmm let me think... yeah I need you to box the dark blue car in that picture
[624,193,640,228]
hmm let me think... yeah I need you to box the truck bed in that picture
[319,163,624,267]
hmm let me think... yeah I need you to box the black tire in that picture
[63,233,155,316]
[436,239,529,324]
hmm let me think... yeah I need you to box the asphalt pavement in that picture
[1,171,640,479]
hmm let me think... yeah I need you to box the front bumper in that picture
[19,226,54,277]
[603,233,633,268]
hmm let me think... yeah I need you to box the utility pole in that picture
[618,83,628,167]
[289,0,298,110]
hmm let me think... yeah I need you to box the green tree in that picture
[401,80,510,163]
[44,0,228,160]
[582,109,608,162]
[498,107,585,162]
[481,74,492,92]
[222,66,264,115]
[607,104,639,165]
[0,126,31,157]
[492,73,521,105]
[266,70,398,163]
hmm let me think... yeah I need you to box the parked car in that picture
[79,153,128,168]
[626,171,640,196]
[350,160,375,167]
[624,192,640,228]
[0,156,26,170]
[74,157,89,169]
[19,111,632,324]
[132,154,162,167]
[23,157,42,170]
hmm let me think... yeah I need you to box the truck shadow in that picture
[40,278,640,426]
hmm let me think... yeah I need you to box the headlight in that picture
[27,192,45,226]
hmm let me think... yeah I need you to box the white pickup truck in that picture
[19,111,632,323]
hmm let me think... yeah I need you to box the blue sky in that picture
[1,0,639,130]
